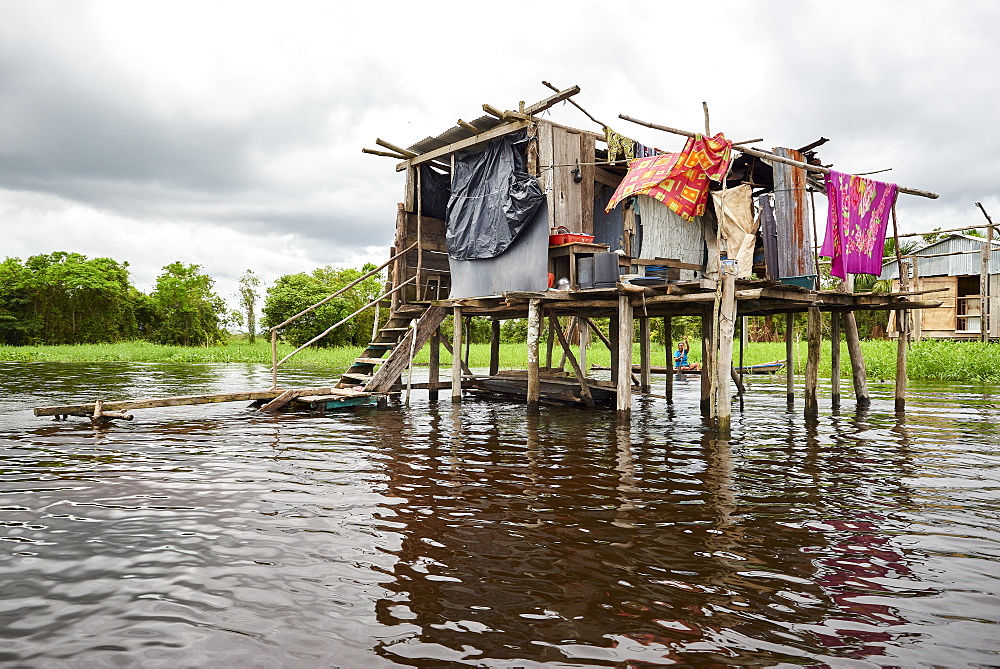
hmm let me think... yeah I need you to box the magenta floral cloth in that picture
[820,170,899,280]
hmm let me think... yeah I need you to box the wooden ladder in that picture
[334,305,447,391]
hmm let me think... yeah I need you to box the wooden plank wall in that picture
[537,120,594,235]
[772,147,813,280]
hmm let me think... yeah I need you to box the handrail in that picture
[270,276,416,388]
[268,244,417,388]
[270,242,416,331]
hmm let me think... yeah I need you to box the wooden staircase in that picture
[335,305,447,391]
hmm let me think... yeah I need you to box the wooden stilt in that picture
[527,299,541,412]
[700,306,713,416]
[464,316,472,367]
[664,315,673,403]
[842,311,870,409]
[545,314,556,370]
[830,311,841,408]
[785,312,795,405]
[610,313,620,385]
[429,328,441,401]
[579,318,589,375]
[715,266,737,430]
[489,319,501,377]
[639,317,651,393]
[452,306,463,403]
[895,257,911,413]
[548,309,594,407]
[617,295,633,418]
[805,306,821,417]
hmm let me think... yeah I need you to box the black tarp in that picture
[419,164,450,221]
[445,128,545,260]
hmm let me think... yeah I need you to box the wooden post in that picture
[982,224,992,342]
[464,316,472,368]
[830,310,841,408]
[700,306,713,415]
[617,295,633,418]
[911,257,922,342]
[610,313,620,385]
[785,312,795,405]
[527,299,541,412]
[429,328,441,401]
[715,264,737,430]
[416,167,424,301]
[895,257,911,413]
[545,314,557,370]
[639,317,651,393]
[664,315,673,403]
[489,319,501,377]
[452,306,463,403]
[579,319,589,375]
[842,311,870,409]
[549,309,594,407]
[805,306,821,417]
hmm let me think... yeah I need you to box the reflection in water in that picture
[0,365,999,666]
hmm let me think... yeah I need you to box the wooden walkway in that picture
[34,387,381,423]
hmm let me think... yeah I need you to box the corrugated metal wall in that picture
[883,235,1000,279]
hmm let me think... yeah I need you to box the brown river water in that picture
[1,362,999,667]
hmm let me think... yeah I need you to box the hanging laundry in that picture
[711,184,757,279]
[605,133,733,221]
[604,126,635,163]
[634,141,660,158]
[820,170,898,280]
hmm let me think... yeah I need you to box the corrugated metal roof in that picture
[406,114,504,154]
[882,234,1000,279]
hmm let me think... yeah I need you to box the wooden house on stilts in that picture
[334,85,944,426]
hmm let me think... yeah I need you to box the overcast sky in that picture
[2,1,998,308]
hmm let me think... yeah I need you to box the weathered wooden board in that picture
[35,390,284,416]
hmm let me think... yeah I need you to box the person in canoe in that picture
[673,338,701,372]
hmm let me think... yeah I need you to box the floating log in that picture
[35,390,287,417]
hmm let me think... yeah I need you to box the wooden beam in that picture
[396,120,530,171]
[842,310,870,409]
[639,318,651,393]
[429,328,441,401]
[715,268,737,430]
[527,299,542,412]
[617,295,633,418]
[785,312,795,405]
[482,103,505,119]
[363,148,407,159]
[35,390,295,416]
[452,306,463,403]
[805,306,821,417]
[489,319,501,376]
[548,309,594,407]
[457,119,480,134]
[524,85,581,115]
[618,114,940,199]
[376,138,417,158]
[664,316,673,402]
[830,311,842,408]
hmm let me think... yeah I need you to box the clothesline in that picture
[618,114,939,200]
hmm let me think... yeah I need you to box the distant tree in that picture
[0,252,138,345]
[147,262,226,345]
[236,269,261,343]
[262,264,383,348]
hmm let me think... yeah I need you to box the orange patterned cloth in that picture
[605,133,733,221]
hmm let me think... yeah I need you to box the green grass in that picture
[3,337,1000,382]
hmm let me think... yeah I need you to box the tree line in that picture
[0,251,387,348]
